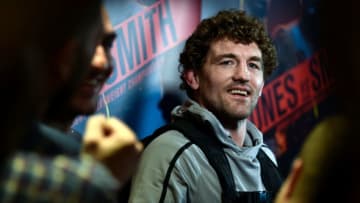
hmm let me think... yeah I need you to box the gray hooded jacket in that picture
[129,100,277,203]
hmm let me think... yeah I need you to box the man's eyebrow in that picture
[212,54,262,62]
[212,53,237,61]
[249,56,262,62]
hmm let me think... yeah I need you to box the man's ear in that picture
[183,69,200,90]
[275,158,303,203]
[259,81,264,97]
[285,158,303,199]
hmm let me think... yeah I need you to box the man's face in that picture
[187,38,264,126]
[69,8,116,115]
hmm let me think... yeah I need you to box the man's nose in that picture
[92,46,110,70]
[232,62,250,82]
[91,45,113,76]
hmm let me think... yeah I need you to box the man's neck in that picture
[43,111,77,133]
[224,120,247,147]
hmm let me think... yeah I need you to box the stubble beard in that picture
[217,96,259,126]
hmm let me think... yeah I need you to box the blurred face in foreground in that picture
[69,7,116,115]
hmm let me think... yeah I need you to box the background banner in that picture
[72,0,335,177]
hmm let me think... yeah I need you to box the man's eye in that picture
[219,60,234,66]
[248,62,260,70]
[102,33,117,50]
[102,39,114,50]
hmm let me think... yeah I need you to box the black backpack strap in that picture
[159,142,193,203]
[168,118,238,203]
[119,117,282,203]
[257,149,283,197]
[170,118,283,203]
[141,124,178,147]
[117,124,194,202]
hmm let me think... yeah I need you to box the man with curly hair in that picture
[129,10,282,203]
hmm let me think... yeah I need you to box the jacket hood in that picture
[171,100,264,155]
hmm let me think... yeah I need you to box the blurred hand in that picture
[82,114,143,185]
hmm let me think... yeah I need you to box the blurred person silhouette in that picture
[0,1,142,202]
[129,10,282,203]
[274,1,360,203]
[44,6,115,134]
[274,116,360,203]
[43,5,143,187]
[0,0,99,160]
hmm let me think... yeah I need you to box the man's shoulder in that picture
[130,129,209,202]
[139,128,210,177]
[0,152,118,202]
[22,123,81,156]
[139,127,213,170]
[38,123,81,155]
[142,129,193,158]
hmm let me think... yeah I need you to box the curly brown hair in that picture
[179,9,277,97]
